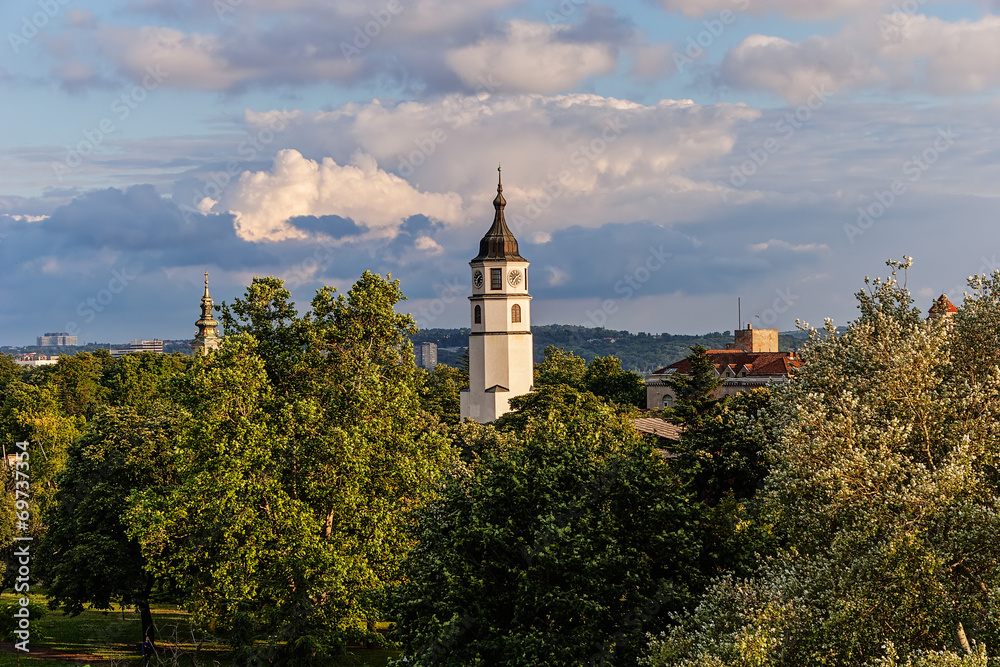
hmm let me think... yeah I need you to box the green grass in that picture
[0,592,400,666]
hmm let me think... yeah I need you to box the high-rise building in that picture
[459,169,534,423]
[415,342,438,369]
[37,332,77,346]
[192,271,221,356]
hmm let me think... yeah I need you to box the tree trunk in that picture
[137,575,155,645]
[957,621,972,653]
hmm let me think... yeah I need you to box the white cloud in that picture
[415,236,444,255]
[215,149,464,242]
[244,93,759,232]
[446,20,618,94]
[749,239,829,253]
[720,34,883,103]
[720,14,1000,101]
[98,25,357,91]
[659,0,882,20]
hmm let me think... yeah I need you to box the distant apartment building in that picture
[13,354,59,367]
[37,332,77,347]
[110,340,164,359]
[646,325,800,410]
[415,342,438,370]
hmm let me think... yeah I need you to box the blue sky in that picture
[1,0,999,345]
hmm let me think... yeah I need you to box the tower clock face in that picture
[473,270,484,288]
[508,269,522,287]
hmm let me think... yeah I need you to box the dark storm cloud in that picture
[287,215,368,239]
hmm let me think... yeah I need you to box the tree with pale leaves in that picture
[644,258,1000,666]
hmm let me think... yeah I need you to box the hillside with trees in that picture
[412,325,804,374]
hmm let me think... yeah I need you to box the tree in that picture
[644,258,1000,665]
[101,351,191,410]
[418,364,467,425]
[38,404,185,644]
[663,346,724,427]
[583,355,646,409]
[534,345,587,390]
[130,273,453,663]
[392,389,703,666]
[47,351,112,418]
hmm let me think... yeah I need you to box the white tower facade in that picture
[460,171,534,422]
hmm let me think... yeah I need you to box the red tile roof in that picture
[651,350,800,378]
[928,294,958,318]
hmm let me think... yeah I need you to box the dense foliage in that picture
[392,388,703,666]
[15,258,1000,666]
[645,258,1000,665]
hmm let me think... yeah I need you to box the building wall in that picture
[462,259,533,423]
[646,378,788,409]
[732,326,778,353]
[416,342,438,369]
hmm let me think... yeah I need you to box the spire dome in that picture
[473,166,524,262]
[193,270,221,355]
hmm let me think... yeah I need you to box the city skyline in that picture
[2,0,999,345]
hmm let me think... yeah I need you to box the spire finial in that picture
[204,270,209,285]
[497,164,502,192]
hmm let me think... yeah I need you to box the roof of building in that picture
[633,416,683,441]
[928,294,958,318]
[472,168,525,262]
[650,350,801,378]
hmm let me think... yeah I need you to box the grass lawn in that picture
[0,592,401,666]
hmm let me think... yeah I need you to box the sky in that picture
[1,0,999,346]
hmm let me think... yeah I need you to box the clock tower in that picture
[460,169,534,422]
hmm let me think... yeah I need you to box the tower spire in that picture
[475,167,521,261]
[192,270,221,355]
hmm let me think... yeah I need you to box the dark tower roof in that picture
[472,167,526,262]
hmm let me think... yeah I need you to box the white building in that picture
[37,332,77,346]
[460,170,534,422]
[110,340,164,359]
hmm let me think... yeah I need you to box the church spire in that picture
[192,271,221,355]
[473,165,524,262]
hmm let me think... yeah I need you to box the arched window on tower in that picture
[511,304,521,323]
[474,305,482,324]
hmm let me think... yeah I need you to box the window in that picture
[491,268,502,290]
[474,305,481,324]
[511,304,521,323]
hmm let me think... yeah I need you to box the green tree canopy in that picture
[129,273,453,664]
[38,404,186,643]
[663,345,724,428]
[392,389,703,666]
[534,344,587,390]
[582,355,646,409]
